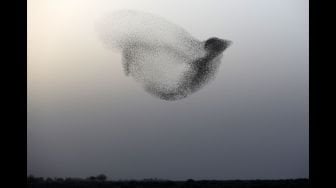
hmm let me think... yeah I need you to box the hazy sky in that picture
[28,0,308,180]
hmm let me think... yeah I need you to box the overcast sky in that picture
[28,0,308,180]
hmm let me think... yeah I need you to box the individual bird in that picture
[96,10,232,101]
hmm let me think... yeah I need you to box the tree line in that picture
[27,175,309,188]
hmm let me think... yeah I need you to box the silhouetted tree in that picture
[96,174,107,181]
[27,175,34,184]
[55,177,64,182]
[46,177,53,182]
[187,179,195,183]
[86,176,97,181]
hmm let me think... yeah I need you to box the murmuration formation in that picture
[96,10,232,101]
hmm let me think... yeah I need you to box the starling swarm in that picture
[96,10,232,101]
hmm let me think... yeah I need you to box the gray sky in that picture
[28,0,308,180]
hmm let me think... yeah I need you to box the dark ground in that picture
[27,176,309,188]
